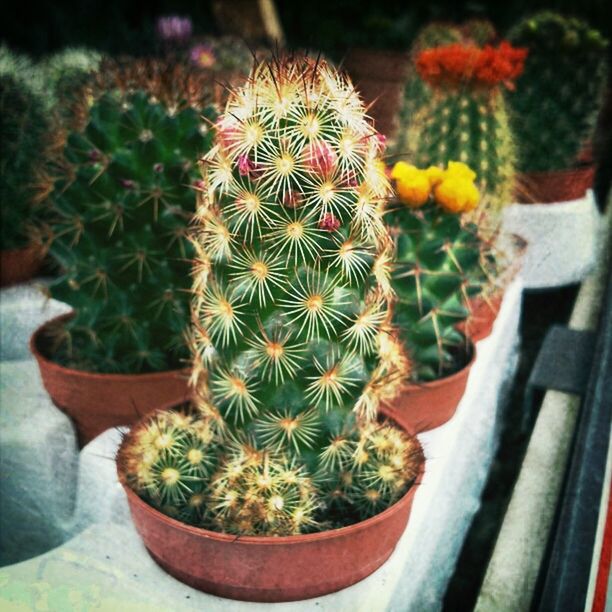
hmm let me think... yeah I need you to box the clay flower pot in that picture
[31,314,191,446]
[117,414,424,603]
[0,243,44,287]
[457,292,504,343]
[343,49,411,140]
[515,165,595,204]
[381,346,476,433]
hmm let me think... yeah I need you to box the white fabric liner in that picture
[0,280,522,610]
[502,190,602,289]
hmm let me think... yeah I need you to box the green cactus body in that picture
[507,11,609,172]
[183,56,420,531]
[0,47,50,251]
[120,409,219,524]
[406,90,516,211]
[46,89,217,373]
[396,23,464,154]
[388,200,489,380]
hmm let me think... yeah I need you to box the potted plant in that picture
[507,12,609,203]
[0,47,51,286]
[31,59,219,445]
[117,54,425,602]
[383,160,499,432]
[396,35,527,216]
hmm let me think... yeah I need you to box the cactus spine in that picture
[44,61,218,373]
[507,11,609,172]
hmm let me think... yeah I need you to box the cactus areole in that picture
[118,55,424,601]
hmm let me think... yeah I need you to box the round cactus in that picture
[507,11,609,172]
[388,161,497,380]
[319,422,423,523]
[120,409,219,525]
[208,445,320,535]
[45,61,218,374]
[0,46,51,251]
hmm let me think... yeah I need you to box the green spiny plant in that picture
[507,11,609,173]
[0,46,52,251]
[396,38,526,213]
[388,161,496,381]
[120,408,219,525]
[185,54,418,531]
[38,47,103,130]
[208,444,320,535]
[44,60,218,374]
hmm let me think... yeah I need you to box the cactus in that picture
[119,55,422,536]
[38,47,103,130]
[507,11,609,172]
[397,40,527,212]
[120,409,219,525]
[208,445,320,535]
[319,422,423,524]
[388,161,495,380]
[0,46,51,251]
[44,61,218,374]
[187,54,418,530]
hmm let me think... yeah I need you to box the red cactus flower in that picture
[415,41,528,90]
[237,154,263,180]
[283,190,302,208]
[319,212,341,232]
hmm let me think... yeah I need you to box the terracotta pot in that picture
[117,414,424,603]
[0,243,44,287]
[457,292,504,343]
[515,165,595,204]
[31,314,191,446]
[381,346,476,433]
[343,48,411,140]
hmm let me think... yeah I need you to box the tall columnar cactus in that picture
[187,55,420,530]
[45,62,218,374]
[388,161,495,380]
[398,41,527,213]
[119,56,423,536]
[0,47,51,251]
[507,12,609,172]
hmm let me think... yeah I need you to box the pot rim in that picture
[402,338,476,393]
[30,313,189,381]
[517,164,595,180]
[117,409,424,547]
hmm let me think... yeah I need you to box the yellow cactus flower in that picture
[445,161,477,182]
[425,165,445,187]
[391,162,431,208]
[434,176,480,213]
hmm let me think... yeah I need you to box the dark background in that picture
[1,0,610,58]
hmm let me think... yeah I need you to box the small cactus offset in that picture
[507,11,609,172]
[0,47,52,251]
[398,39,527,213]
[120,409,219,525]
[44,60,218,374]
[388,161,495,380]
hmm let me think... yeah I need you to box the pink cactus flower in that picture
[215,117,241,151]
[304,141,338,176]
[190,44,216,69]
[237,154,263,180]
[319,212,341,232]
